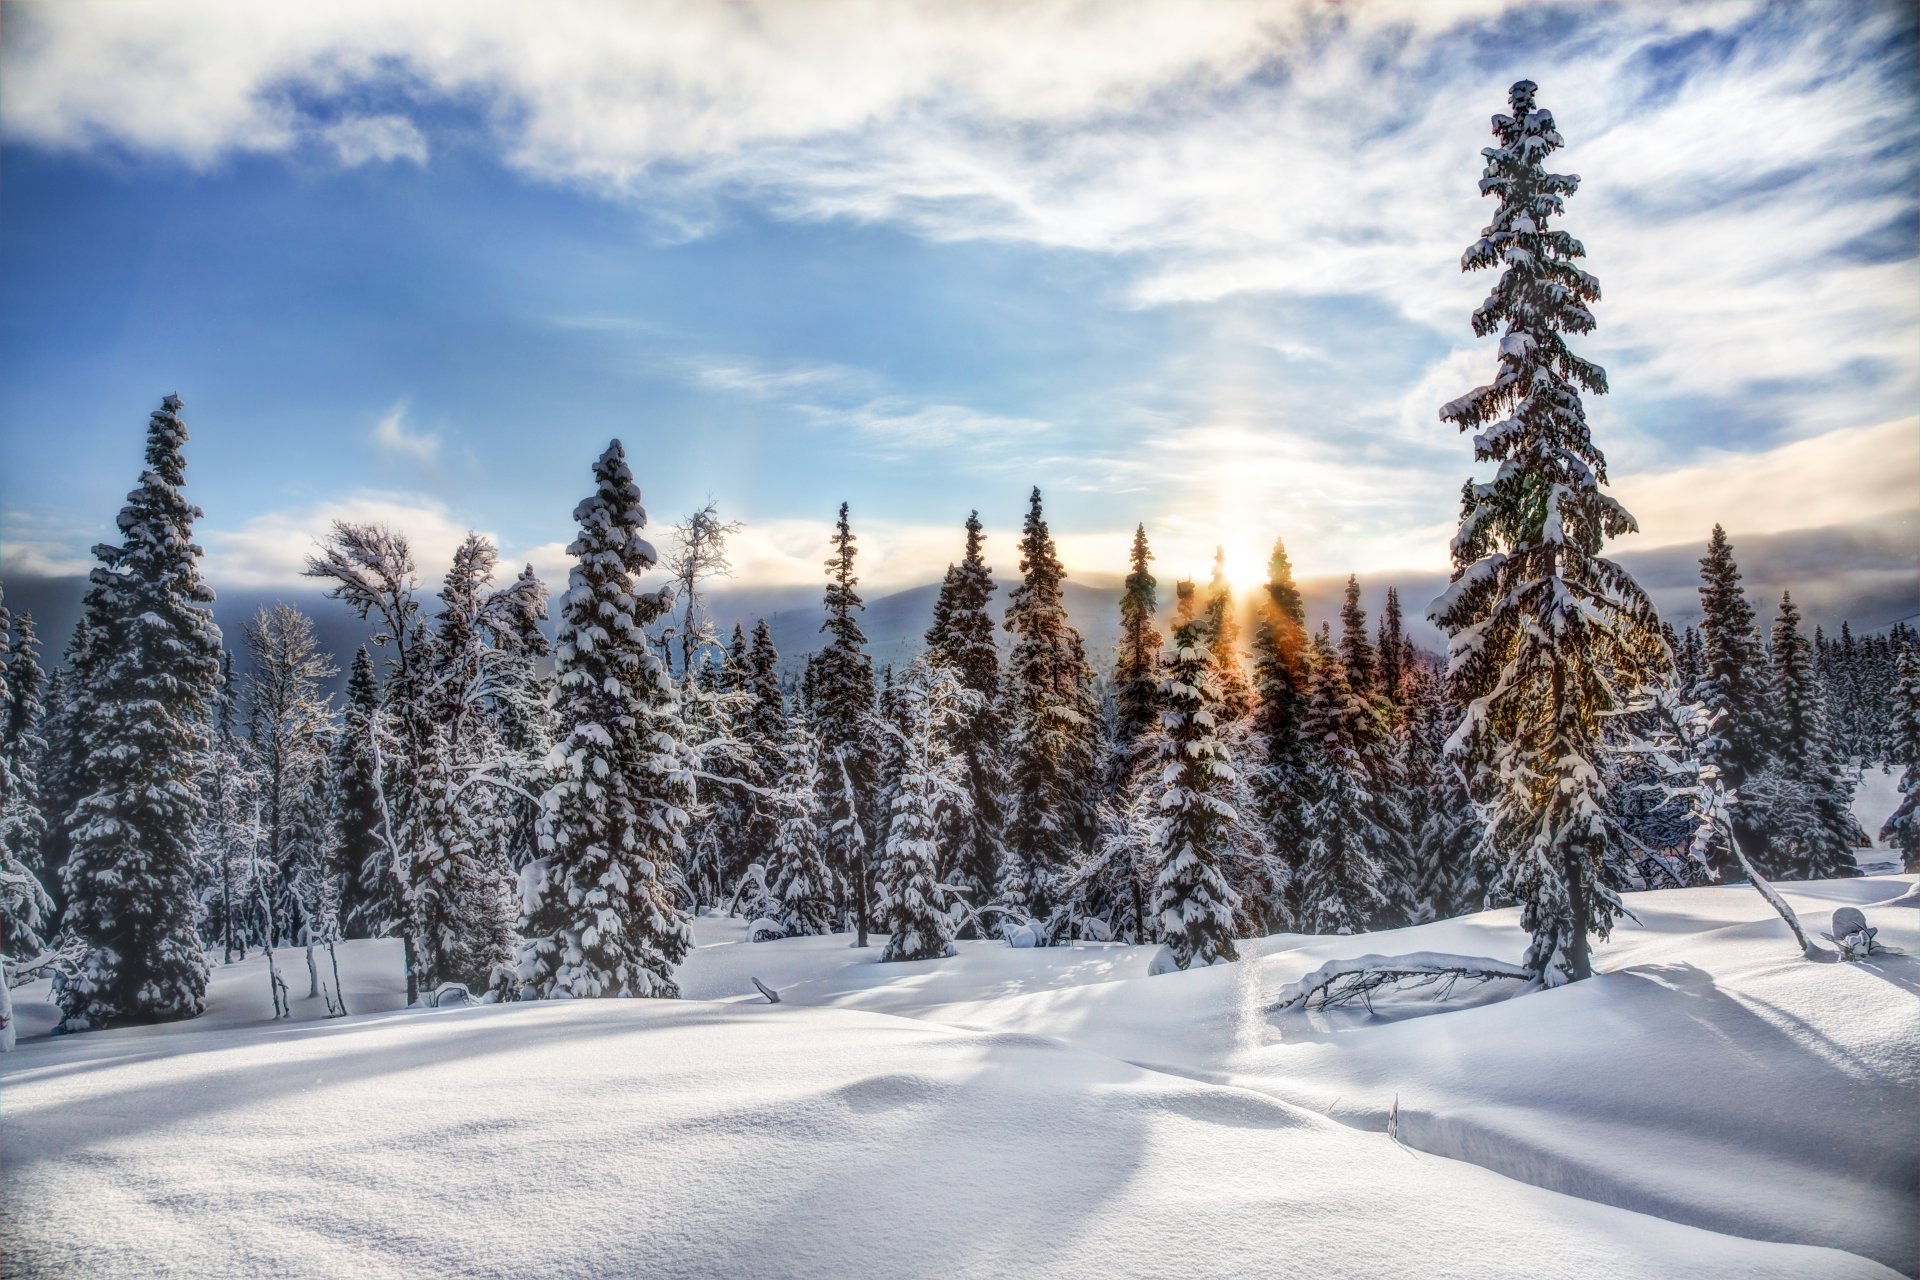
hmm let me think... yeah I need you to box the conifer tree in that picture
[1338,577,1414,923]
[1247,537,1313,925]
[241,604,337,938]
[876,659,974,961]
[1112,525,1163,773]
[33,618,96,926]
[1431,81,1665,983]
[1400,661,1483,919]
[1877,642,1920,873]
[1204,548,1252,721]
[1296,628,1389,933]
[59,395,223,1028]
[1145,610,1243,969]
[517,440,691,999]
[197,648,255,961]
[1692,524,1774,878]
[1749,593,1859,880]
[332,647,387,938]
[923,511,1006,925]
[768,712,836,937]
[1377,588,1408,708]
[742,619,787,863]
[2,609,48,914]
[1337,576,1378,699]
[999,487,1102,938]
[815,502,877,941]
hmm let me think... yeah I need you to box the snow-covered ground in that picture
[5,873,1915,1279]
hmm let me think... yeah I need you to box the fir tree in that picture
[741,619,787,865]
[1337,576,1378,699]
[1145,611,1243,969]
[1692,524,1774,879]
[1877,642,1920,873]
[33,617,96,926]
[1338,577,1414,923]
[923,510,1006,930]
[1112,525,1163,773]
[198,648,255,961]
[332,647,387,939]
[999,487,1102,938]
[1431,81,1665,983]
[814,502,877,941]
[768,713,836,937]
[1204,547,1252,721]
[1377,588,1408,708]
[1247,537,1314,928]
[2,609,48,918]
[1401,660,1484,919]
[59,395,223,1028]
[875,659,974,962]
[1296,628,1389,933]
[241,604,337,942]
[1748,593,1859,880]
[517,440,692,1000]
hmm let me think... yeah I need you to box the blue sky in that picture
[1,1,1914,598]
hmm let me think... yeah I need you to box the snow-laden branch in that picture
[1272,953,1535,1013]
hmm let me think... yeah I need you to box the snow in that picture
[1853,764,1906,874]
[5,880,1914,1278]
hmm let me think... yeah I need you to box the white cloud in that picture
[322,113,427,167]
[370,399,441,466]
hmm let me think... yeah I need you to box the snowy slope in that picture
[1853,766,1907,874]
[5,878,1914,1278]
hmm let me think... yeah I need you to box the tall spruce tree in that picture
[1430,81,1665,983]
[2,609,48,918]
[923,511,1006,928]
[33,617,96,926]
[1337,576,1378,699]
[1145,610,1243,969]
[1749,593,1859,880]
[1400,660,1484,919]
[1247,537,1313,926]
[59,395,223,1028]
[768,712,836,937]
[1296,628,1389,934]
[1204,548,1252,721]
[1877,642,1920,873]
[875,658,973,962]
[332,647,387,938]
[1377,588,1408,708]
[1337,577,1414,924]
[1692,525,1774,879]
[517,440,691,999]
[815,502,877,942]
[1113,525,1163,774]
[999,487,1102,938]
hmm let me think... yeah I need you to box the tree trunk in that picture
[1563,842,1592,981]
[402,933,419,1006]
[854,849,870,948]
[305,942,320,999]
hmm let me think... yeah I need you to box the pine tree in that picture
[1204,548,1252,721]
[331,648,387,938]
[1748,593,1859,880]
[923,511,1006,930]
[1247,536,1313,927]
[1338,577,1414,924]
[241,604,337,943]
[1692,524,1774,879]
[999,487,1102,938]
[1337,576,1378,699]
[197,648,256,961]
[814,502,877,941]
[1877,642,1920,873]
[58,395,223,1028]
[1431,81,1665,983]
[1377,588,1408,708]
[768,712,836,937]
[1113,525,1163,773]
[1296,628,1390,933]
[517,440,692,1000]
[33,618,96,926]
[741,619,787,865]
[1145,611,1243,969]
[2,608,48,919]
[876,659,974,961]
[1400,660,1484,919]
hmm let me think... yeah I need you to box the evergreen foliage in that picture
[1247,537,1313,926]
[768,713,836,937]
[1204,548,1252,721]
[1691,524,1774,879]
[875,659,975,961]
[1430,81,1665,983]
[332,647,388,938]
[1878,642,1920,873]
[1748,593,1859,880]
[517,440,691,1000]
[814,503,877,937]
[58,395,223,1028]
[1295,629,1389,934]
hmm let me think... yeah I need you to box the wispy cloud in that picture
[323,114,427,167]
[370,399,442,467]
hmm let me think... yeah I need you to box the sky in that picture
[1,0,1915,608]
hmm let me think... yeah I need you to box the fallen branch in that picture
[1272,953,1534,1014]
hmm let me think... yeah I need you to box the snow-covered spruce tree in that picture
[1745,593,1860,880]
[815,502,878,941]
[1692,524,1776,878]
[1247,536,1313,928]
[1431,80,1666,983]
[876,659,977,961]
[1145,611,1244,970]
[741,620,787,864]
[196,649,255,960]
[1377,587,1408,709]
[1335,579,1414,925]
[1878,642,1920,873]
[332,647,388,938]
[999,487,1102,938]
[1113,524,1164,777]
[768,711,836,937]
[1203,548,1252,722]
[1296,628,1389,934]
[1337,576,1378,699]
[1400,659,1485,920]
[923,510,1006,931]
[2,607,48,915]
[58,395,223,1028]
[518,440,691,1000]
[32,617,96,926]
